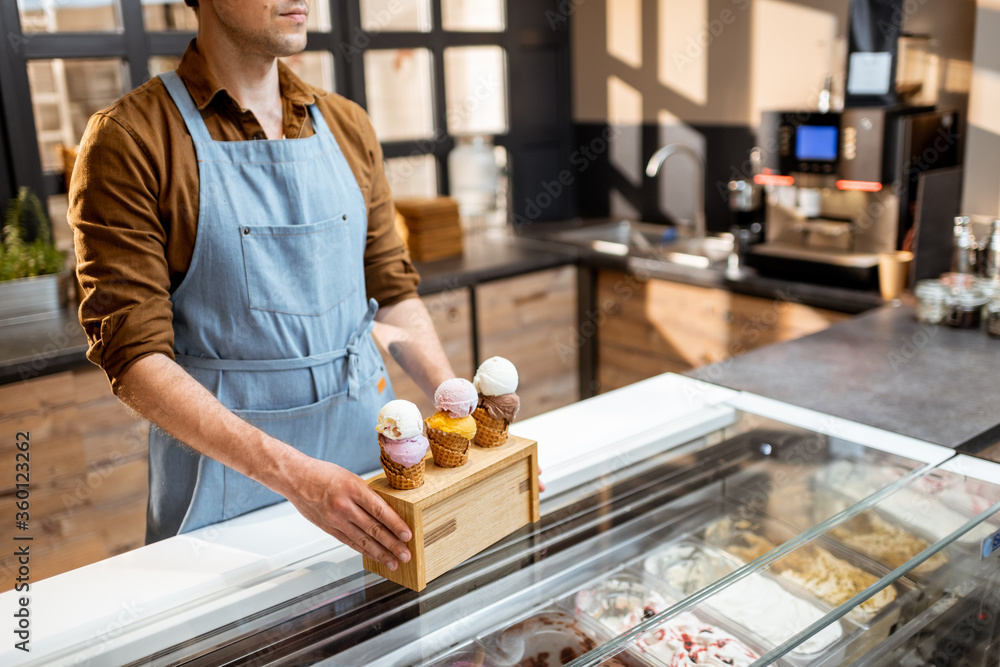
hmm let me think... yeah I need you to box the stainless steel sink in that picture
[549,221,733,268]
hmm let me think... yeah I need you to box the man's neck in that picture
[196,35,284,139]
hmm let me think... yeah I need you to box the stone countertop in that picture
[0,306,90,385]
[688,302,1000,451]
[413,230,575,294]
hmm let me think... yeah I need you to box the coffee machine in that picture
[744,107,960,289]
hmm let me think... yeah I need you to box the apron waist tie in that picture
[175,299,380,400]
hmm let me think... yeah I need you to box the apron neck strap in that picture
[306,103,333,138]
[159,71,213,143]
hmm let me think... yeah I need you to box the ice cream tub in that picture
[699,511,921,662]
[701,511,910,624]
[761,470,951,586]
[636,536,854,664]
[557,570,770,667]
[812,461,999,548]
[477,606,655,667]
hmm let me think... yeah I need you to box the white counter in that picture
[1,374,739,667]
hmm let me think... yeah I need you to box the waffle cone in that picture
[427,428,470,467]
[379,447,425,489]
[472,407,510,447]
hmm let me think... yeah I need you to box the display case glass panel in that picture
[83,408,1000,667]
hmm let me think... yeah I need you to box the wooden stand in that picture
[363,434,540,592]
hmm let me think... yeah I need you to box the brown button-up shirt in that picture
[69,41,419,394]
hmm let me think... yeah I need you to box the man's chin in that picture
[266,31,308,58]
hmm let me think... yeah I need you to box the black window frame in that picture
[0,0,573,221]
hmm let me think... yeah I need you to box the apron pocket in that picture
[239,215,358,316]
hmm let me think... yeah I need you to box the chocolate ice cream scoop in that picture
[479,392,520,422]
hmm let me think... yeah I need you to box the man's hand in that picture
[285,460,413,571]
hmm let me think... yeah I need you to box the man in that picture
[69,0,454,573]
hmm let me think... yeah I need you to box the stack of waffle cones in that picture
[380,446,425,489]
[428,428,470,467]
[472,408,510,448]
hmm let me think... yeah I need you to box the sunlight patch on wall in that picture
[968,67,1000,138]
[657,0,708,106]
[608,75,644,186]
[607,0,642,69]
[750,0,838,123]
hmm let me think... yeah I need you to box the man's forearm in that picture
[116,353,306,498]
[373,297,456,397]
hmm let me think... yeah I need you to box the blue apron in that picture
[146,71,393,543]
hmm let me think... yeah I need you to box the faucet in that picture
[645,143,706,239]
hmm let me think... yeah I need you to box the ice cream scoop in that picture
[479,393,520,422]
[426,412,477,440]
[377,399,424,439]
[378,432,429,468]
[473,356,518,396]
[434,378,478,418]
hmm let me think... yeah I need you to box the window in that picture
[17,0,121,33]
[364,49,436,142]
[28,58,128,171]
[0,0,572,228]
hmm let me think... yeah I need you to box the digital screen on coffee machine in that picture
[795,125,839,161]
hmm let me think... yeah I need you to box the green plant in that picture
[1,187,64,281]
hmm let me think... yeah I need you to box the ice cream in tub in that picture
[560,569,766,667]
[477,606,649,667]
[702,511,921,660]
[638,537,853,662]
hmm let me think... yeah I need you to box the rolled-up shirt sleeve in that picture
[354,105,420,307]
[69,112,175,394]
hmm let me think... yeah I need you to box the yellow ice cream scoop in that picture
[425,412,477,439]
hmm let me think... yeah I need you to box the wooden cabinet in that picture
[596,270,850,392]
[476,266,579,420]
[0,367,149,589]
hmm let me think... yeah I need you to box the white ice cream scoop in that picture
[473,356,519,396]
[377,399,424,439]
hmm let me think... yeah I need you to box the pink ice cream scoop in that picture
[378,432,429,468]
[433,378,478,418]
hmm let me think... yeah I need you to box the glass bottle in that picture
[448,136,499,224]
[984,219,1000,281]
[951,216,977,275]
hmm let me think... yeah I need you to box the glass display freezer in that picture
[107,399,1000,667]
